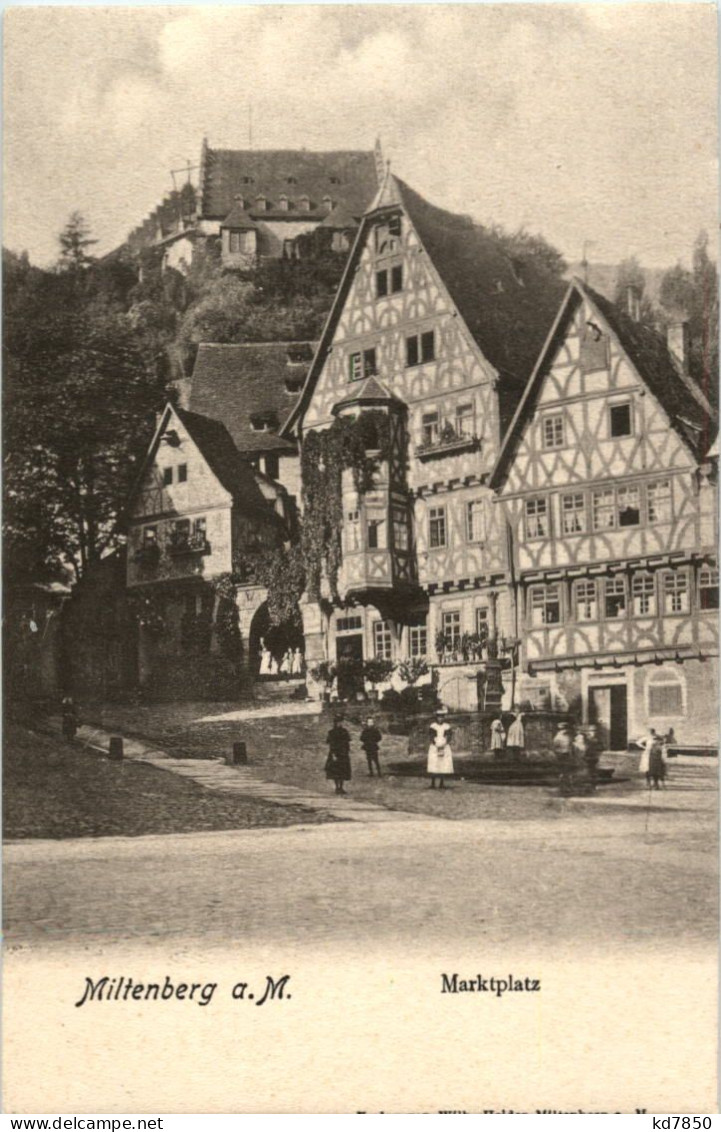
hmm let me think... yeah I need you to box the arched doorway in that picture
[249,601,304,678]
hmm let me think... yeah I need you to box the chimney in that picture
[626,285,641,322]
[667,321,691,375]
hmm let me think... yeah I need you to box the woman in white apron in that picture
[490,717,506,758]
[638,728,658,782]
[258,639,272,676]
[427,709,454,789]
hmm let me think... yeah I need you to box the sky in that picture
[4,3,718,269]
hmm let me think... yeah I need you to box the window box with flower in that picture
[417,416,480,460]
[435,629,490,665]
[169,522,211,557]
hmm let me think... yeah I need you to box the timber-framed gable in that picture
[492,277,718,748]
[285,173,563,710]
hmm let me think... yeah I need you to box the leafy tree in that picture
[3,251,167,581]
[659,231,719,409]
[659,262,695,318]
[489,224,567,280]
[232,545,305,631]
[176,253,346,367]
[57,211,98,273]
[613,256,657,328]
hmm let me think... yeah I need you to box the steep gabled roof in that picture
[200,147,379,221]
[186,342,316,454]
[394,178,565,400]
[283,174,565,437]
[583,282,715,441]
[490,278,717,488]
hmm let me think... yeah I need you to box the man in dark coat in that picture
[360,717,383,777]
[553,722,575,795]
[325,714,352,795]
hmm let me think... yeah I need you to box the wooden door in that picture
[335,634,364,700]
[609,684,628,751]
[589,684,628,751]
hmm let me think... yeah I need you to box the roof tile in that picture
[187,342,316,454]
[202,148,379,221]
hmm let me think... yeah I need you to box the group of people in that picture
[552,721,603,794]
[325,715,384,794]
[258,641,304,678]
[489,713,526,758]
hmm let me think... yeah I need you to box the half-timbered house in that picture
[283,173,564,708]
[491,278,718,748]
[126,403,292,698]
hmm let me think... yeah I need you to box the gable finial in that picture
[581,239,596,285]
[379,158,392,196]
[374,137,384,183]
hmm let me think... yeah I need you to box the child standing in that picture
[61,696,79,741]
[360,717,383,777]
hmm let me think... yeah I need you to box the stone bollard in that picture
[108,736,124,761]
[228,741,248,766]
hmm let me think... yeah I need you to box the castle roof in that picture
[200,146,379,222]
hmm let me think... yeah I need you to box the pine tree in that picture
[57,211,98,273]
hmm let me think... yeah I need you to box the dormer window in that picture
[298,195,310,212]
[322,195,333,210]
[329,176,340,185]
[279,194,289,212]
[250,411,279,432]
[286,343,313,364]
[254,194,267,211]
[287,176,297,185]
[241,176,253,185]
[285,375,304,394]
